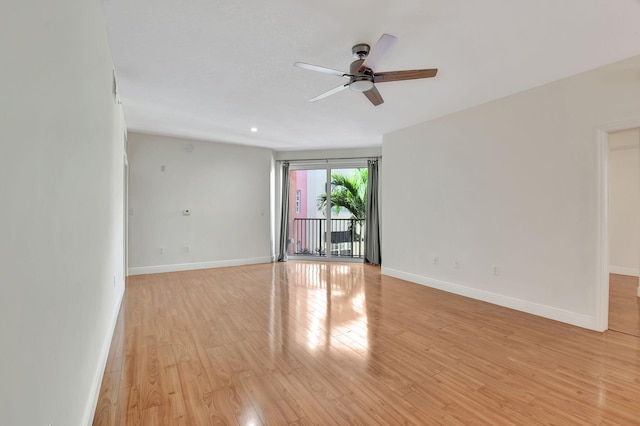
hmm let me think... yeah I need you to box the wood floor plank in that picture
[270,369,339,424]
[93,262,640,425]
[343,375,428,425]
[609,273,640,336]
[164,364,187,422]
[115,386,141,426]
[92,371,120,426]
[175,360,213,424]
[203,386,242,425]
[138,336,162,410]
[232,369,295,425]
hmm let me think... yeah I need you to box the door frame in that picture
[288,160,367,261]
[595,119,640,331]
[124,154,129,276]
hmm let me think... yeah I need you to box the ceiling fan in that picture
[294,33,438,106]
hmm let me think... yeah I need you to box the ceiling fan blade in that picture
[309,83,350,102]
[294,62,351,78]
[374,69,438,83]
[359,33,398,72]
[363,85,384,106]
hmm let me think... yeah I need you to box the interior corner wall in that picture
[609,128,640,276]
[127,133,274,274]
[382,55,640,330]
[0,0,126,424]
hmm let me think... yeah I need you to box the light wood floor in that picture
[609,273,640,337]
[94,262,640,425]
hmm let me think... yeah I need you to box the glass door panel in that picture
[328,168,366,259]
[288,169,327,257]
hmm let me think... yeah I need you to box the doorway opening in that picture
[607,127,640,336]
[596,122,640,333]
[288,164,367,261]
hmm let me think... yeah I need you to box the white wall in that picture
[0,0,126,424]
[128,132,274,274]
[382,55,640,330]
[609,128,640,276]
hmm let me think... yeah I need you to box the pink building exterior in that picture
[288,170,308,254]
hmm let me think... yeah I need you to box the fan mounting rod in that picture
[352,43,370,59]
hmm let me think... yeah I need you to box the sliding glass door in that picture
[287,164,367,260]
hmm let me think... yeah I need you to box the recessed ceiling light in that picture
[250,127,258,132]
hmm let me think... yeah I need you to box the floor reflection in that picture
[269,261,372,362]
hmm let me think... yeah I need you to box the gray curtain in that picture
[364,158,381,265]
[277,162,290,262]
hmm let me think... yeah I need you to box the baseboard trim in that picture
[128,256,274,276]
[84,283,125,426]
[609,266,640,277]
[381,267,597,331]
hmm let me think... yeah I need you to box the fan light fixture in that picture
[349,77,374,92]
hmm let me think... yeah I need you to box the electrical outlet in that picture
[492,266,500,276]
[160,247,164,254]
[454,260,461,270]
[433,257,439,265]
[185,245,190,253]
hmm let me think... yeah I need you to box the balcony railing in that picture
[291,218,365,258]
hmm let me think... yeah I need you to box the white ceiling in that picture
[102,0,640,151]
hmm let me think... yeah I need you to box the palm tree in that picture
[317,168,367,219]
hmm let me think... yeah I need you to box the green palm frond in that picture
[316,168,367,219]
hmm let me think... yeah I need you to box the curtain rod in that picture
[276,156,381,163]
